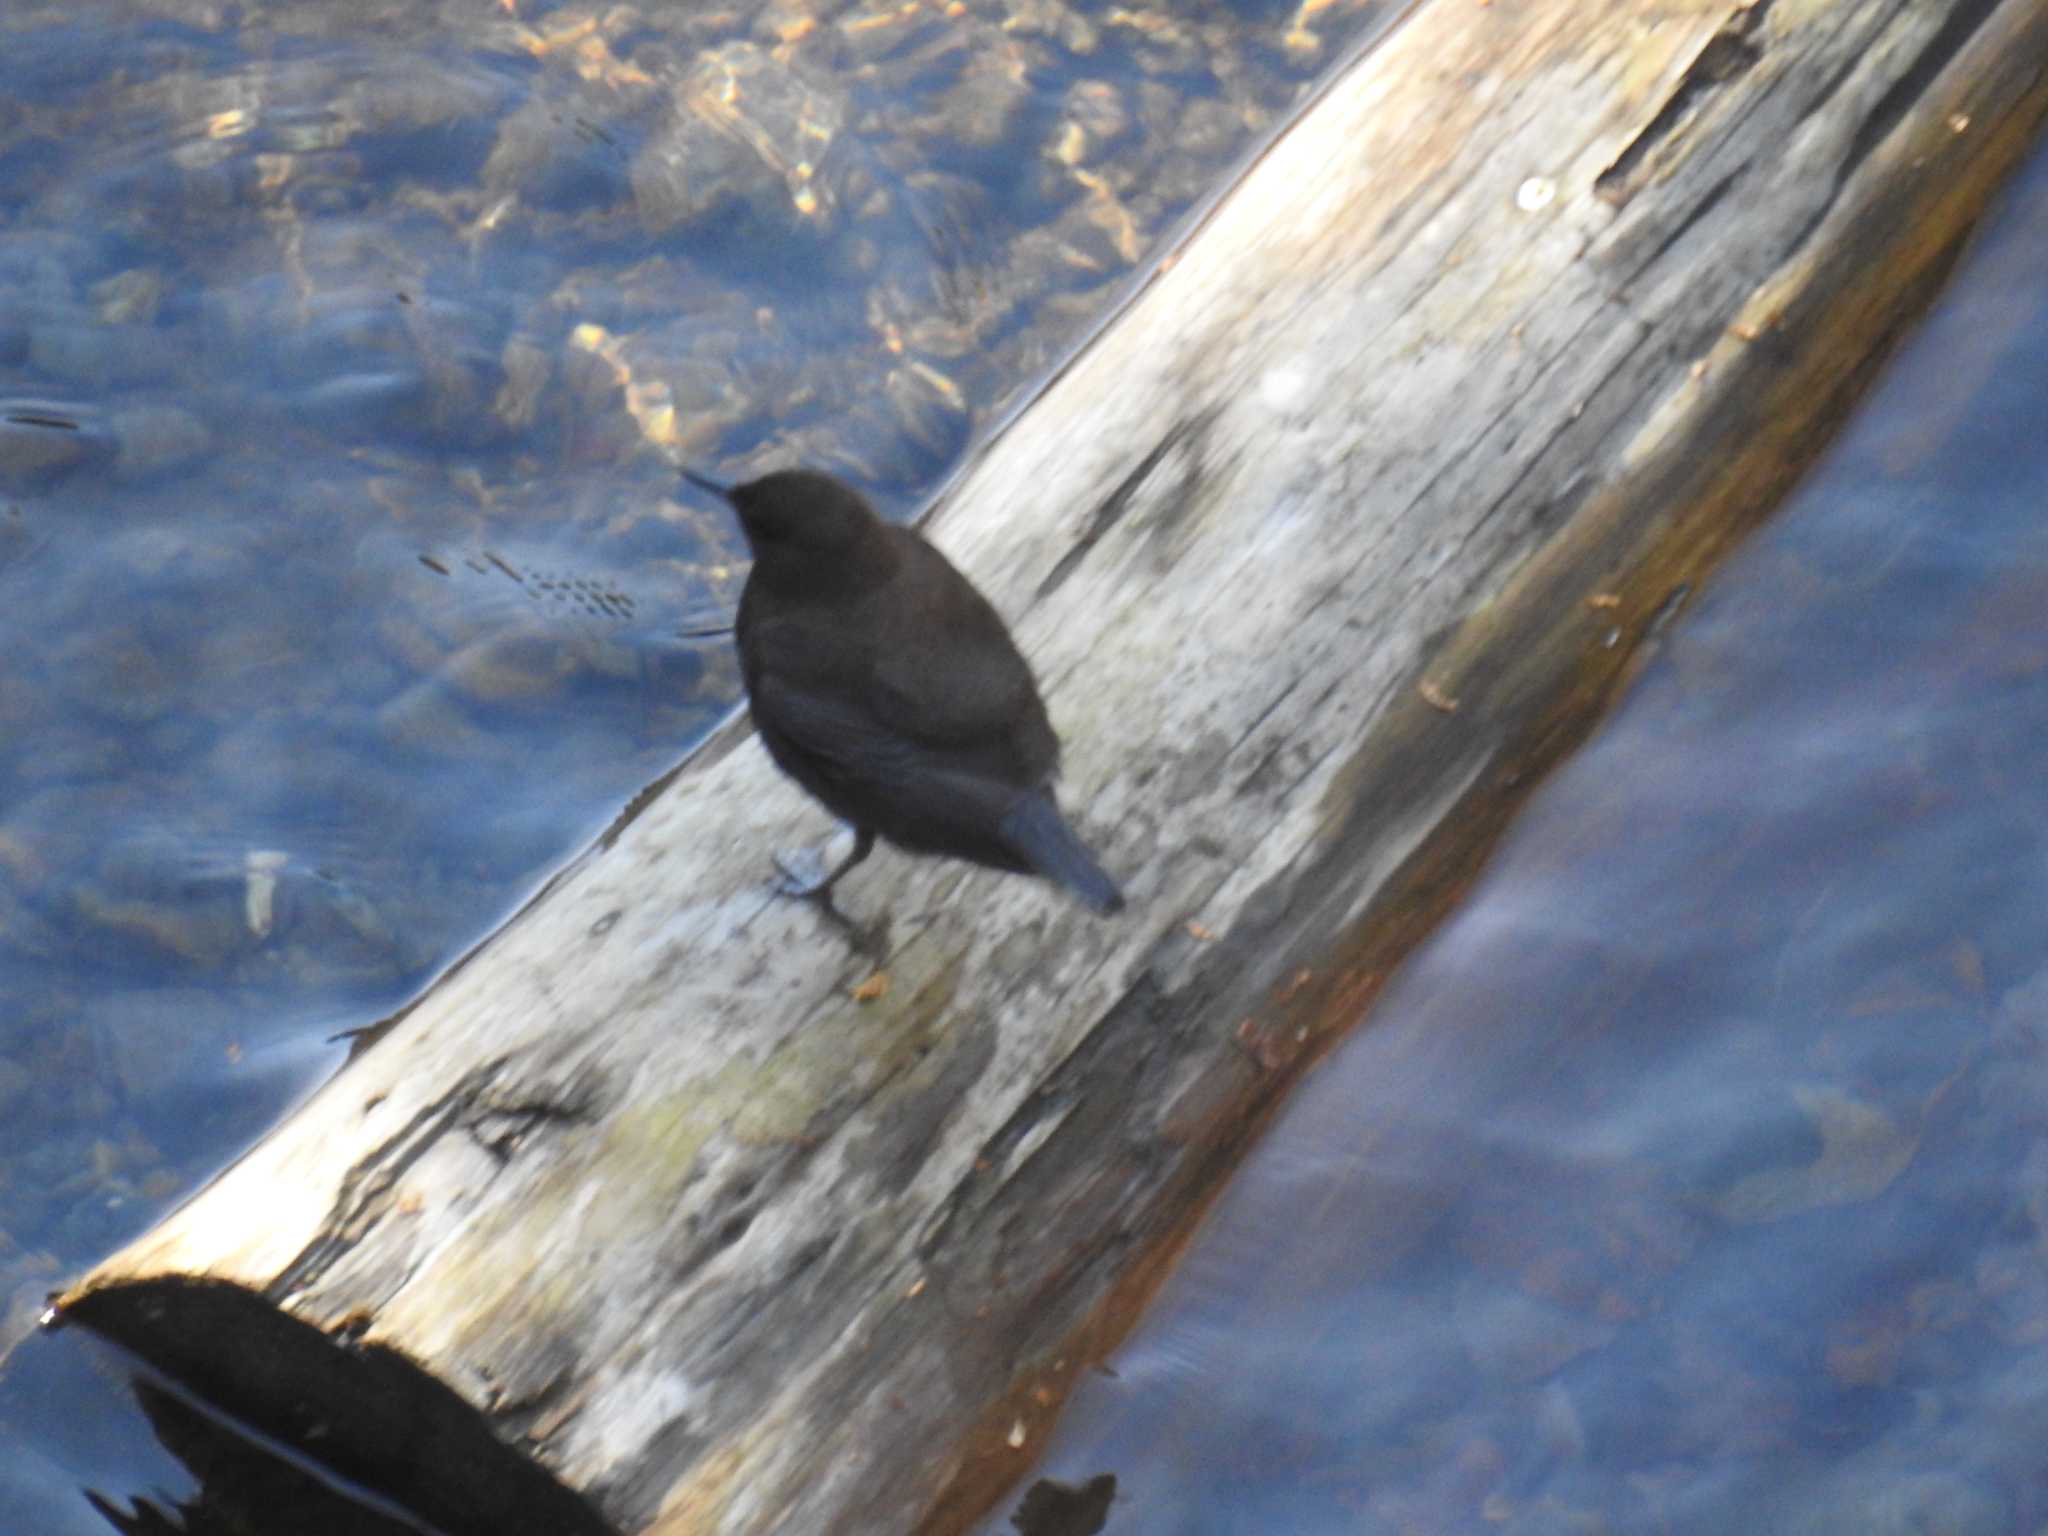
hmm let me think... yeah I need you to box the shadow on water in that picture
[5,1316,611,1536]
[0,1,1403,1530]
[973,138,2048,1535]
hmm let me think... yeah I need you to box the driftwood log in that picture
[55,0,2048,1532]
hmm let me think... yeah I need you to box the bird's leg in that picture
[771,825,876,901]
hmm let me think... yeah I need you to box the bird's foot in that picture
[767,826,874,904]
[769,849,891,959]
[764,830,887,958]
[770,846,838,901]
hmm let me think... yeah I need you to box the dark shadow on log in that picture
[60,1279,616,1536]
[86,1373,428,1536]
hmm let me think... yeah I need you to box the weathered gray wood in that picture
[56,0,2048,1532]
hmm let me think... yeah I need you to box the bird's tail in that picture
[1000,790,1125,915]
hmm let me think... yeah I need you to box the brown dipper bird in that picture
[685,467,1124,914]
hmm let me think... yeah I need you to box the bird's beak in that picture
[681,467,733,499]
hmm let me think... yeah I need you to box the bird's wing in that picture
[865,537,1059,769]
[749,670,935,784]
[752,669,1034,866]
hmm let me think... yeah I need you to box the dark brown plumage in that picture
[687,467,1123,914]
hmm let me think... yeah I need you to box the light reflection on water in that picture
[981,140,2048,1536]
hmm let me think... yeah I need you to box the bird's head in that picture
[685,468,885,563]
